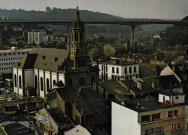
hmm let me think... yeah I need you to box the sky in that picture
[0,0,188,19]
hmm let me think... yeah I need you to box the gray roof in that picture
[13,48,69,72]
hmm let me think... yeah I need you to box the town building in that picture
[47,87,110,134]
[13,9,99,98]
[36,108,75,135]
[0,48,32,80]
[96,59,139,81]
[27,30,53,44]
[112,91,188,135]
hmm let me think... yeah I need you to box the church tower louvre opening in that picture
[69,7,90,69]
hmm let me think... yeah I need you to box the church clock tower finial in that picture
[76,6,80,20]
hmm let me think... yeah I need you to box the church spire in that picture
[76,6,80,21]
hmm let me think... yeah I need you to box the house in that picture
[112,92,188,135]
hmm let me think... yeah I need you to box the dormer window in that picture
[42,56,46,60]
[54,57,58,62]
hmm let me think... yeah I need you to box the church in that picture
[13,8,99,98]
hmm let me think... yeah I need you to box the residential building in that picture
[13,9,99,98]
[0,48,32,78]
[112,91,187,135]
[27,30,51,44]
[47,87,110,134]
[96,59,139,81]
[36,108,75,135]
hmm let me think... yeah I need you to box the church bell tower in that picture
[69,7,90,69]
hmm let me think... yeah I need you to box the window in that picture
[168,111,173,118]
[141,115,150,123]
[46,79,50,92]
[124,67,127,73]
[53,80,56,87]
[129,67,132,73]
[102,65,103,71]
[106,73,108,80]
[174,110,178,117]
[116,67,119,73]
[111,75,114,80]
[134,66,136,72]
[178,122,182,129]
[40,77,43,91]
[35,76,37,89]
[112,67,114,73]
[175,96,179,99]
[14,74,17,87]
[152,113,160,121]
[155,126,164,133]
[106,66,108,72]
[172,124,176,130]
[145,128,154,135]
[19,75,22,89]
[75,32,78,41]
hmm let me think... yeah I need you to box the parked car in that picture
[6,90,11,94]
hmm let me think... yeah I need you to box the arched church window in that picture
[91,76,95,86]
[46,78,50,92]
[40,77,43,91]
[35,75,37,89]
[79,77,85,85]
[14,74,17,87]
[53,80,57,87]
[19,75,21,89]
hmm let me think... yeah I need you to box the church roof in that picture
[13,48,69,72]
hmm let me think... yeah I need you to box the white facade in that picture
[159,93,185,104]
[28,30,51,44]
[112,100,187,135]
[112,102,141,135]
[0,49,31,75]
[98,63,139,81]
[13,68,65,98]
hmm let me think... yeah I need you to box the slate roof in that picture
[99,80,130,101]
[47,108,75,130]
[55,88,93,115]
[13,48,69,72]
[126,97,182,112]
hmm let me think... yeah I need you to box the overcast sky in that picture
[0,0,188,19]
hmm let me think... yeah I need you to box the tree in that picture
[46,7,51,12]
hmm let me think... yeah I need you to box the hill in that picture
[0,8,125,21]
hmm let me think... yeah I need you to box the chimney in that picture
[170,95,173,106]
[152,82,155,89]
[138,101,141,109]
[146,96,149,102]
